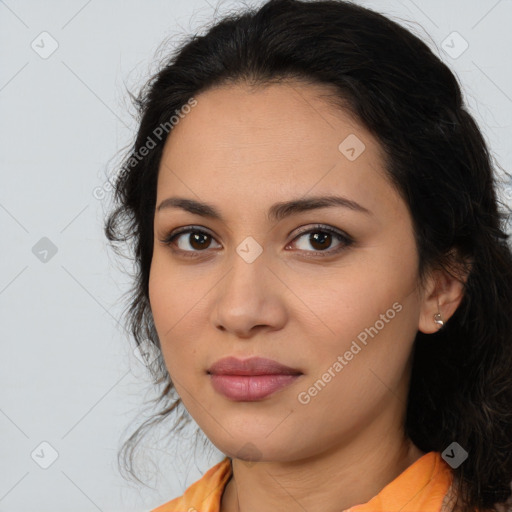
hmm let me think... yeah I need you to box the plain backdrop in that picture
[1,0,511,511]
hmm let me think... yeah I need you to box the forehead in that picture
[156,81,401,220]
[163,80,368,160]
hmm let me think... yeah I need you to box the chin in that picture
[211,435,311,464]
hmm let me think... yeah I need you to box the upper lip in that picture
[207,356,302,376]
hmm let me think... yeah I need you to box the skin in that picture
[148,81,466,512]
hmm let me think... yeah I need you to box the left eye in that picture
[289,226,352,253]
[160,224,353,256]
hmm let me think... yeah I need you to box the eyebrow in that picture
[156,195,372,223]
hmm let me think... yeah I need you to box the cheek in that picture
[148,254,208,376]
[148,252,198,331]
[148,257,184,368]
[290,237,421,365]
[148,257,172,333]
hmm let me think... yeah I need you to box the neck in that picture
[220,420,425,512]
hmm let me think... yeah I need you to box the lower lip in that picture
[209,374,301,401]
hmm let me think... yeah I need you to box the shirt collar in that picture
[166,450,453,512]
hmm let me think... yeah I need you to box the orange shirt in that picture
[151,451,457,512]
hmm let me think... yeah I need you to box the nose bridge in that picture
[211,237,284,335]
[224,236,269,301]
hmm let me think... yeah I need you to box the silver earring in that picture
[434,297,444,326]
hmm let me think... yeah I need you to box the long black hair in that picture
[104,1,512,510]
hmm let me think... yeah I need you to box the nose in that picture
[210,247,287,339]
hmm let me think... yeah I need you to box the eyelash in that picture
[158,224,354,259]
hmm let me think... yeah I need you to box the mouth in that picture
[207,356,303,401]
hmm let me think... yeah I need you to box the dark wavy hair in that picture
[104,1,512,510]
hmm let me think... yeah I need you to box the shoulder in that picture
[150,457,232,512]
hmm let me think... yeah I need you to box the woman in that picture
[104,0,512,511]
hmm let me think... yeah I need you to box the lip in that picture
[208,356,302,376]
[207,357,303,401]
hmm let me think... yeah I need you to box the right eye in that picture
[159,227,222,255]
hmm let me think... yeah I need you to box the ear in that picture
[418,255,472,334]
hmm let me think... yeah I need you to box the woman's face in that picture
[149,81,428,462]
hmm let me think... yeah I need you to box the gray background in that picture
[1,0,511,511]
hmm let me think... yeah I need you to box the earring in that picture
[434,298,444,326]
